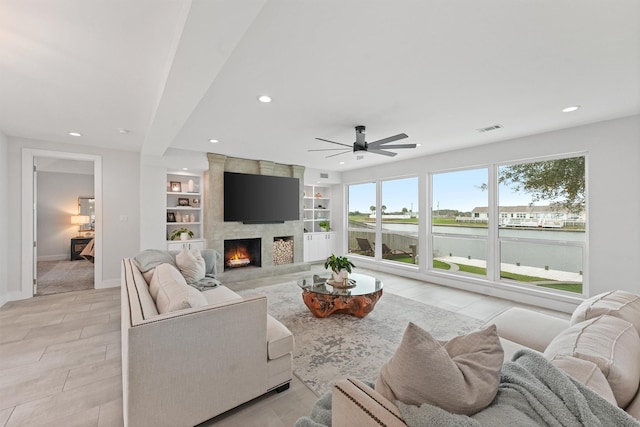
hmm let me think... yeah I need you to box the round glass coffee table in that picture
[296,272,383,318]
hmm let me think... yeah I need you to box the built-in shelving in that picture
[303,184,332,233]
[303,184,335,261]
[166,171,205,250]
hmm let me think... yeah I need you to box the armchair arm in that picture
[332,379,406,427]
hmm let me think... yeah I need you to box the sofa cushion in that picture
[176,248,206,284]
[571,290,640,333]
[202,286,243,305]
[549,354,617,406]
[489,307,569,352]
[150,263,207,314]
[267,315,294,360]
[544,315,640,408]
[375,322,503,415]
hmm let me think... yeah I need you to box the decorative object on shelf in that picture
[182,214,190,222]
[315,192,322,198]
[167,212,176,222]
[187,179,195,192]
[178,197,190,206]
[170,181,182,192]
[319,220,331,231]
[192,198,200,207]
[169,228,194,241]
[324,254,355,287]
[316,204,325,209]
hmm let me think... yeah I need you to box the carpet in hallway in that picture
[36,259,94,295]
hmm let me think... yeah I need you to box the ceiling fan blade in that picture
[372,143,416,149]
[326,150,351,158]
[308,148,352,152]
[315,138,351,148]
[368,149,397,157]
[368,133,408,148]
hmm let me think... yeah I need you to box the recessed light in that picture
[258,95,272,103]
[69,132,82,137]
[416,143,422,147]
[182,168,189,171]
[118,128,130,134]
[339,161,345,165]
[208,139,219,143]
[562,105,580,113]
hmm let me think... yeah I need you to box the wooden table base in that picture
[301,289,383,318]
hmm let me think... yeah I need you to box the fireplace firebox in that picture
[224,238,261,270]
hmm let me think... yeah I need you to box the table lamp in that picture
[70,215,90,237]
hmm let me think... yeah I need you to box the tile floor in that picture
[0,265,569,426]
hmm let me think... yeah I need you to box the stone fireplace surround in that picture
[204,153,310,282]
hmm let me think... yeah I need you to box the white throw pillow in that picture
[571,290,640,334]
[149,263,207,314]
[375,322,503,415]
[176,247,206,284]
[544,315,640,408]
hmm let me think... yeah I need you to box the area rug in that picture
[237,282,484,396]
[36,260,94,295]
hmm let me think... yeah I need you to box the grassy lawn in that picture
[432,259,451,270]
[500,271,551,282]
[384,255,414,264]
[432,261,583,293]
[538,283,583,293]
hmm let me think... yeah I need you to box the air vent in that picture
[320,173,329,179]
[477,124,503,133]
[356,155,365,160]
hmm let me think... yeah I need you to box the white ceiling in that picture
[1,0,639,172]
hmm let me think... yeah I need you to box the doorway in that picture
[35,158,95,295]
[20,149,102,299]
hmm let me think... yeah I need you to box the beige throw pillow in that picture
[149,263,207,314]
[176,247,206,284]
[375,322,503,415]
[544,315,640,408]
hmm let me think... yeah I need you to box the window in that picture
[431,168,488,277]
[347,182,376,258]
[381,177,418,265]
[498,156,585,293]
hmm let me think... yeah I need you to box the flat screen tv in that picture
[224,172,300,223]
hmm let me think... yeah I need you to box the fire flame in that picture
[225,245,251,267]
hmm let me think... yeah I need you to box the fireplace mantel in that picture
[204,154,310,282]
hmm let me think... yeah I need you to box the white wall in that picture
[341,115,640,310]
[0,131,8,306]
[7,137,140,297]
[36,171,94,260]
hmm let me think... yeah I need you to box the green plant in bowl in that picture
[169,228,194,240]
[323,254,355,274]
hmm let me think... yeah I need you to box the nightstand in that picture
[70,237,93,261]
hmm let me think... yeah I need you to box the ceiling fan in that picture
[309,125,416,158]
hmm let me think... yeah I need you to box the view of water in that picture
[351,222,585,274]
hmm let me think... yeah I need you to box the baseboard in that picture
[96,278,120,289]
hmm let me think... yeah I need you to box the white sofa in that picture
[121,257,294,427]
[330,291,640,426]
